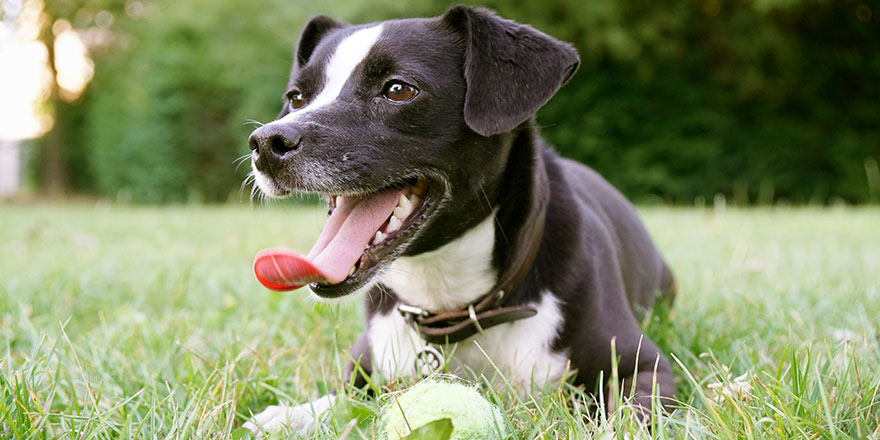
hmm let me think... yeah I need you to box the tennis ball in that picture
[381,379,507,440]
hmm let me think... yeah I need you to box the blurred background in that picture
[1,0,878,205]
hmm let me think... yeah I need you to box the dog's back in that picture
[555,153,673,313]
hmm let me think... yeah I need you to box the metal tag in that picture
[414,346,445,376]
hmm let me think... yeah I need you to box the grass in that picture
[1,203,878,439]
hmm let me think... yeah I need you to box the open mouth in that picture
[254,177,437,298]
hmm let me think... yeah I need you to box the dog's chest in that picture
[369,214,569,388]
[380,213,498,311]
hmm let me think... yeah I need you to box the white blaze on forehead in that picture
[273,25,384,125]
[252,25,383,197]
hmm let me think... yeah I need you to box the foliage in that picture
[1,205,878,437]
[47,0,880,203]
[518,0,880,204]
[82,0,326,202]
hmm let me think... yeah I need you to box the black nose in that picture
[248,124,302,157]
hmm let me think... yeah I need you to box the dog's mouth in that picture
[311,178,434,298]
[254,177,438,298]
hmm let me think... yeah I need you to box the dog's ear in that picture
[295,15,346,68]
[441,6,580,137]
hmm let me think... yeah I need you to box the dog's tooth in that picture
[407,194,420,205]
[397,194,412,210]
[349,266,356,276]
[394,195,414,219]
[386,216,401,233]
[373,231,386,244]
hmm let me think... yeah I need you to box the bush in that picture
[68,0,880,204]
[84,0,344,202]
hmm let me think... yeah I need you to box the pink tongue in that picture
[254,190,402,290]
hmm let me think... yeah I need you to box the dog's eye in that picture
[382,81,419,103]
[288,91,307,110]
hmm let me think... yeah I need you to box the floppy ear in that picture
[295,15,346,68]
[441,6,580,137]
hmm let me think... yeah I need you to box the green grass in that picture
[1,204,878,439]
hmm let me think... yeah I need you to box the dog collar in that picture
[398,290,539,344]
[397,219,543,343]
[397,153,549,344]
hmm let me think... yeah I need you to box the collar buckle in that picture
[398,303,429,322]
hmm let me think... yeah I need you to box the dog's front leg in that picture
[343,329,374,389]
[243,394,336,435]
[243,331,373,435]
[605,335,677,420]
[615,365,676,418]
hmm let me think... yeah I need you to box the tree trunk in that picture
[38,18,67,198]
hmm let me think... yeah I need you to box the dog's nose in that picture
[248,124,302,157]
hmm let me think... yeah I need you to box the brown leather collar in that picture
[398,289,540,344]
[398,149,549,345]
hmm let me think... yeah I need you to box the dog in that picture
[244,5,677,434]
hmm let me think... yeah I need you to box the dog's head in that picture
[249,6,578,298]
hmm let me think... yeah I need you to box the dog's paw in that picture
[243,395,336,436]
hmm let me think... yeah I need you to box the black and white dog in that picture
[244,5,676,434]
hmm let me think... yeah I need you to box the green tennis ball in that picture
[381,379,507,440]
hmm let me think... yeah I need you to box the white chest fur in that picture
[369,214,569,390]
[381,213,498,311]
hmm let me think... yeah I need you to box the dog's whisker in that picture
[233,154,253,171]
[249,181,260,206]
[240,173,257,202]
[260,192,273,208]
[371,284,387,308]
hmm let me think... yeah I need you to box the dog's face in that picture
[249,7,578,298]
[251,20,466,198]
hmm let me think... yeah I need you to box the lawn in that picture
[1,204,878,439]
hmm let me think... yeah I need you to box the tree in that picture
[27,0,128,196]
